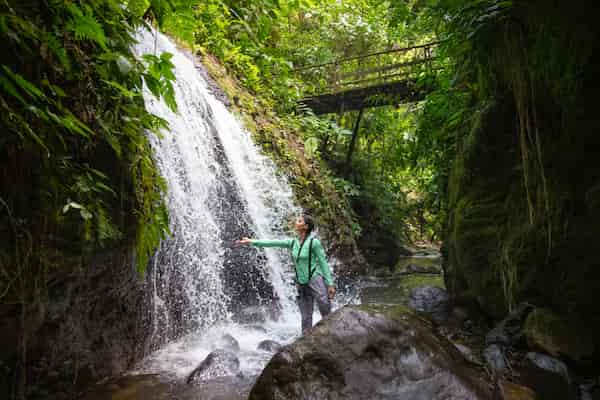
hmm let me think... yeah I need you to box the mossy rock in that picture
[523,308,594,362]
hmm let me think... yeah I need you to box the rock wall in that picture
[443,23,600,358]
[0,246,151,399]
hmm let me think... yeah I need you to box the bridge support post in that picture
[345,107,364,173]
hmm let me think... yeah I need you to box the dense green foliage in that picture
[0,2,183,394]
[0,0,179,290]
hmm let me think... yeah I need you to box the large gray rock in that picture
[249,304,491,400]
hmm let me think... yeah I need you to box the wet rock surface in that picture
[257,339,282,353]
[400,263,441,275]
[81,375,173,400]
[483,344,507,373]
[187,350,240,384]
[409,285,449,324]
[525,352,570,383]
[81,373,254,400]
[249,304,491,400]
[217,334,240,353]
[0,246,150,399]
[497,380,536,400]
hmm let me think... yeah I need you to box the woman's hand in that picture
[327,286,336,299]
[235,237,252,246]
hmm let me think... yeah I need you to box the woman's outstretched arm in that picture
[237,237,294,248]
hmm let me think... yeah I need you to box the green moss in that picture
[400,275,445,291]
[357,303,414,321]
[524,308,594,361]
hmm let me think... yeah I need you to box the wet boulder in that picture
[409,285,449,324]
[186,350,240,384]
[257,340,282,353]
[249,304,491,400]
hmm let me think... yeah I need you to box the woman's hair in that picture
[302,213,315,235]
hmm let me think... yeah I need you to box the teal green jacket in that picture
[250,235,334,286]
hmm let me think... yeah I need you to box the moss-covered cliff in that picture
[440,0,600,354]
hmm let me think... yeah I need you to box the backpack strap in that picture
[307,238,315,282]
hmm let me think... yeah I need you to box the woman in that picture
[237,214,335,333]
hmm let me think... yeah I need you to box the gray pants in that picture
[297,275,331,333]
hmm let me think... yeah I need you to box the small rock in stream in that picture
[217,334,240,353]
[404,263,441,274]
[525,352,570,383]
[257,340,282,353]
[483,344,507,372]
[409,285,449,324]
[186,350,240,384]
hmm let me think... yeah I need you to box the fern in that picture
[66,4,107,49]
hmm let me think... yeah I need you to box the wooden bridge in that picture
[295,41,441,115]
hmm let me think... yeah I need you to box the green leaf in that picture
[66,4,107,49]
[304,136,319,159]
[2,65,45,100]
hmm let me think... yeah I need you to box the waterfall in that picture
[133,28,302,366]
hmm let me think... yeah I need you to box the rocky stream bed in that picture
[80,253,599,400]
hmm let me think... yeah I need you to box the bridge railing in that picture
[294,41,442,97]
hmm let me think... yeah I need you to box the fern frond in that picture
[66,4,107,49]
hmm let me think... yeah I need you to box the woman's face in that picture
[294,216,307,234]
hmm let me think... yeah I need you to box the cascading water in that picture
[131,29,315,379]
